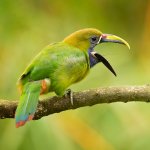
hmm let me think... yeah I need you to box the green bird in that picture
[15,28,130,128]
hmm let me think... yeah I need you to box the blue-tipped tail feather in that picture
[15,81,41,128]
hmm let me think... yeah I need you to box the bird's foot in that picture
[65,89,73,105]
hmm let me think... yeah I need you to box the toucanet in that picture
[15,28,130,128]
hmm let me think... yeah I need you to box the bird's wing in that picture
[18,43,58,85]
[18,42,89,94]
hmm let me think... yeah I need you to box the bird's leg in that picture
[65,89,73,105]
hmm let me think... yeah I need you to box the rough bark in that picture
[0,85,150,120]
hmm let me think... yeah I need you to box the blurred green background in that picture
[0,0,150,150]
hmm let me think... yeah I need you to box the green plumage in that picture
[20,42,90,96]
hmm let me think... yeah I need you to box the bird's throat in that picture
[88,48,99,68]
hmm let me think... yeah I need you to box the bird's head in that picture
[63,28,130,76]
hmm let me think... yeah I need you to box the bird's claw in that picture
[65,89,73,105]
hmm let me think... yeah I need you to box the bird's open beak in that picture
[99,34,130,49]
[91,51,117,76]
[91,34,130,76]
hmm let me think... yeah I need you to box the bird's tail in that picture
[15,81,41,128]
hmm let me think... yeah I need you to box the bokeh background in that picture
[0,0,150,150]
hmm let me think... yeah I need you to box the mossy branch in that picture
[0,85,150,120]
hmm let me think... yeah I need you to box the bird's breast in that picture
[60,54,90,84]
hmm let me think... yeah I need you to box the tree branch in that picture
[0,85,150,120]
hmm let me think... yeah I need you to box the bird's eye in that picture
[91,36,97,43]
